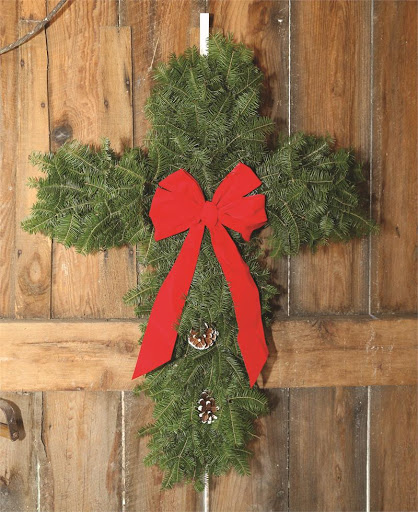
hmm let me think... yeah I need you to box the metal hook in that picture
[0,398,21,441]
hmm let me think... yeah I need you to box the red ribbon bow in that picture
[132,162,268,386]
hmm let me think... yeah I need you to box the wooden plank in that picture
[46,0,121,319]
[289,387,367,511]
[120,0,205,145]
[369,4,417,509]
[0,0,19,317]
[209,0,290,317]
[124,391,203,512]
[210,389,289,511]
[0,15,50,512]
[289,2,371,508]
[290,0,371,314]
[263,315,417,388]
[96,26,137,319]
[15,20,51,319]
[42,5,125,512]
[0,392,45,512]
[40,391,122,512]
[371,0,417,314]
[0,316,415,391]
[120,2,204,509]
[370,386,417,511]
[207,3,290,507]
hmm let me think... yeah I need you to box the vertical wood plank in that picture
[370,4,417,510]
[207,2,290,509]
[0,0,19,317]
[47,0,120,319]
[15,20,51,319]
[120,0,205,146]
[124,392,203,512]
[209,0,290,315]
[41,3,125,511]
[0,16,49,512]
[290,0,371,315]
[289,387,367,511]
[371,0,417,314]
[0,392,44,512]
[121,1,204,509]
[97,26,136,319]
[211,389,289,512]
[40,391,122,512]
[370,386,417,511]
[289,2,370,509]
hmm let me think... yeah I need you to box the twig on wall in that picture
[0,0,69,56]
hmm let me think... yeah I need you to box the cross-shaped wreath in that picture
[22,34,376,490]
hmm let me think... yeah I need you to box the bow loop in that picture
[150,170,204,241]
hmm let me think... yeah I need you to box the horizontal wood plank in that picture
[0,316,416,391]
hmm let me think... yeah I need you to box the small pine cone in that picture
[188,323,218,350]
[197,391,219,424]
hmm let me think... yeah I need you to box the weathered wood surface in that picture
[0,0,417,510]
[1,316,416,391]
[288,1,372,509]
[369,3,418,511]
[0,0,19,317]
[1,18,49,512]
[40,391,123,512]
[118,2,203,509]
[15,20,51,319]
[289,387,367,511]
[370,386,417,511]
[211,389,289,511]
[0,392,44,512]
[371,0,417,315]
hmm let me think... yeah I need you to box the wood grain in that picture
[120,0,205,145]
[119,2,204,508]
[41,5,125,512]
[210,389,288,512]
[46,0,120,319]
[289,387,367,511]
[15,21,51,319]
[289,3,372,509]
[97,26,137,319]
[124,391,203,512]
[40,391,122,512]
[209,0,290,316]
[369,4,418,510]
[205,5,291,506]
[371,0,417,314]
[370,386,417,511]
[263,315,417,388]
[0,392,45,512]
[1,316,415,391]
[0,0,18,316]
[290,0,371,314]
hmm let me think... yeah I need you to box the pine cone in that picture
[188,323,218,350]
[197,391,219,424]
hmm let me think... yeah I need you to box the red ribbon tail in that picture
[132,224,204,379]
[209,225,269,387]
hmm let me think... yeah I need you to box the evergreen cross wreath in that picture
[22,34,377,490]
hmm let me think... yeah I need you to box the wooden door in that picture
[1,1,416,511]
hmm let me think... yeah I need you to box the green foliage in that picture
[261,133,377,258]
[22,140,153,253]
[21,34,376,489]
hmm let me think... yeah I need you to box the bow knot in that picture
[132,162,269,387]
[200,201,218,229]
